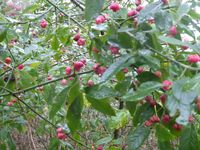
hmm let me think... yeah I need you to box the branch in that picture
[1,87,90,149]
[71,0,84,11]
[45,0,86,30]
[0,70,93,97]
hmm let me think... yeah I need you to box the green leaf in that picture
[156,124,175,142]
[127,126,150,150]
[115,77,132,95]
[19,70,35,88]
[0,25,7,42]
[123,81,162,102]
[48,137,60,150]
[86,96,115,116]
[85,0,105,21]
[179,125,200,150]
[100,55,133,83]
[51,35,59,50]
[49,86,70,118]
[133,104,154,126]
[137,71,160,83]
[158,140,174,150]
[85,85,118,100]
[155,10,173,31]
[96,135,112,145]
[66,94,83,133]
[106,110,129,130]
[138,1,162,23]
[177,4,191,21]
[43,84,56,104]
[158,36,198,51]
[68,77,80,105]
[166,78,197,125]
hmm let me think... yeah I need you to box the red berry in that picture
[5,57,12,64]
[47,75,52,81]
[97,145,103,150]
[154,71,162,78]
[162,0,168,5]
[56,127,63,133]
[87,80,94,87]
[127,9,138,17]
[136,67,144,74]
[123,68,129,73]
[65,66,72,75]
[144,96,153,103]
[196,102,200,110]
[60,79,67,86]
[136,5,144,12]
[95,15,106,24]
[160,94,167,104]
[98,66,107,76]
[93,63,100,74]
[77,38,86,46]
[169,25,177,37]
[69,77,74,80]
[57,132,67,140]
[73,33,80,41]
[173,123,183,131]
[109,46,120,55]
[187,54,200,63]
[162,114,170,123]
[135,0,142,6]
[40,19,47,28]
[144,120,153,127]
[93,47,99,53]
[11,98,17,103]
[74,61,84,72]
[162,80,172,91]
[188,115,194,123]
[109,3,121,12]
[7,102,13,106]
[150,115,160,123]
[18,64,24,70]
[149,100,157,106]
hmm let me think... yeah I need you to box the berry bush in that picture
[0,0,200,149]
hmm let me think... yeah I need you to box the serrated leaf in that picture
[123,81,162,102]
[85,0,104,21]
[66,94,83,133]
[49,86,70,118]
[179,125,200,150]
[156,124,175,142]
[86,96,115,116]
[127,126,150,150]
[100,55,133,83]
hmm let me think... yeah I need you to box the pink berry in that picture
[173,123,183,131]
[162,0,169,5]
[181,37,189,50]
[87,80,94,87]
[123,68,129,73]
[109,3,121,12]
[136,67,144,74]
[74,61,84,72]
[65,66,72,75]
[11,98,17,103]
[18,64,24,70]
[73,33,80,41]
[188,115,194,123]
[97,145,103,150]
[160,94,167,104]
[144,120,153,127]
[135,0,142,6]
[60,79,67,86]
[69,77,74,80]
[56,127,63,133]
[109,46,120,55]
[187,54,200,63]
[162,80,172,91]
[7,102,13,106]
[93,47,99,53]
[15,5,22,11]
[77,38,86,46]
[169,25,177,37]
[40,19,47,28]
[136,5,144,12]
[154,71,162,78]
[6,1,15,9]
[98,66,107,76]
[47,75,52,81]
[57,132,66,140]
[150,115,160,123]
[127,9,138,17]
[95,15,106,25]
[162,114,170,123]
